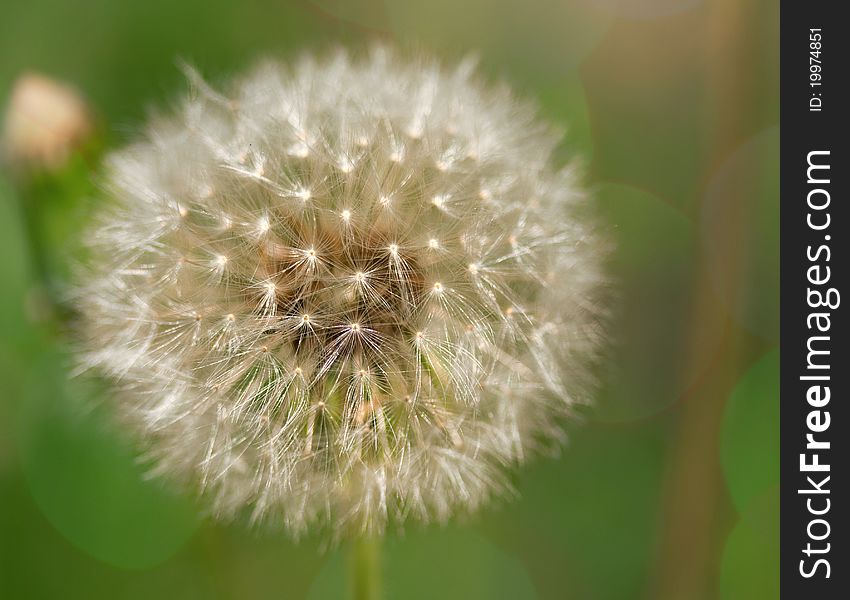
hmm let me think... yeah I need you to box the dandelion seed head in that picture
[74,47,606,539]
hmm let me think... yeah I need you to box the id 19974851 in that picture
[809,28,823,112]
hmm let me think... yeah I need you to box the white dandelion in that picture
[74,47,606,539]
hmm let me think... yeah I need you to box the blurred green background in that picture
[0,1,778,598]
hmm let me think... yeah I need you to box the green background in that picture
[0,1,778,598]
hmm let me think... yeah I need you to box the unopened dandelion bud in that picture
[2,72,93,172]
[75,48,606,538]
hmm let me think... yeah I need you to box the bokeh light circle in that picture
[719,487,779,598]
[720,349,779,512]
[593,183,726,423]
[511,422,668,598]
[17,351,200,569]
[702,127,779,343]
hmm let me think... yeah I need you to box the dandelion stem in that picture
[15,162,93,327]
[19,188,54,301]
[350,535,381,600]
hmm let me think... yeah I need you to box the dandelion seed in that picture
[431,194,448,209]
[338,156,354,173]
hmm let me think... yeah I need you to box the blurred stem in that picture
[14,182,69,331]
[350,536,381,600]
[19,189,56,307]
[11,147,102,328]
[650,1,770,597]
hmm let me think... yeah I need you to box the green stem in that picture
[19,190,53,287]
[350,536,381,600]
[16,183,65,328]
[11,148,102,328]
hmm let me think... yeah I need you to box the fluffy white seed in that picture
[74,47,606,539]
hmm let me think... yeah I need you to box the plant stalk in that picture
[350,535,381,600]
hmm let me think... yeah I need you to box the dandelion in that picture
[74,47,606,538]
